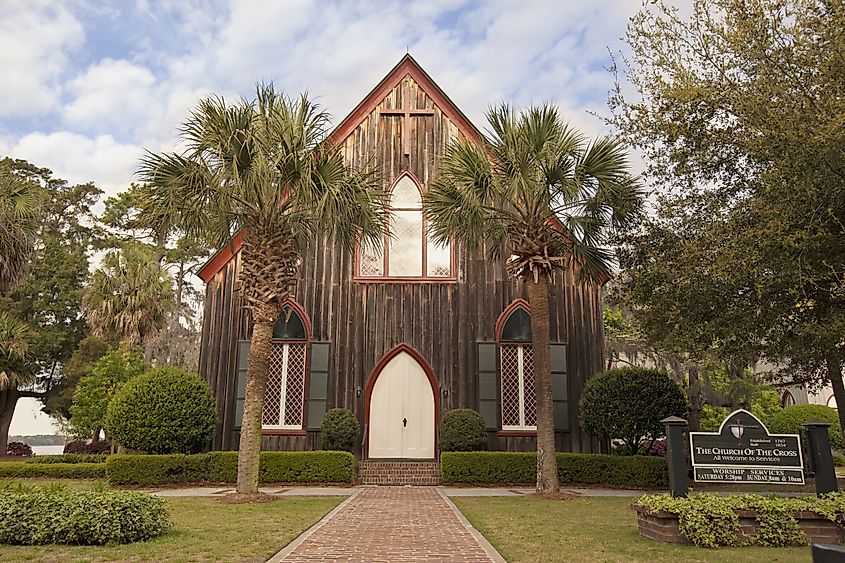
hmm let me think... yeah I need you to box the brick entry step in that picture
[358,460,440,485]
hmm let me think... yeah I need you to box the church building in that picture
[197,55,606,461]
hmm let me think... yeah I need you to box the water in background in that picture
[31,445,64,456]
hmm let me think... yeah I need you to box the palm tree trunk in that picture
[0,389,19,455]
[526,271,559,493]
[826,352,845,447]
[236,317,274,493]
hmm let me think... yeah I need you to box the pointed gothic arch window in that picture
[263,303,309,431]
[357,173,452,280]
[781,389,796,408]
[497,302,536,431]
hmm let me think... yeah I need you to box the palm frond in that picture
[426,102,643,284]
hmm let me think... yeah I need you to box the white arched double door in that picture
[368,350,436,459]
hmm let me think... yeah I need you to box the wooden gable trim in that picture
[198,55,483,285]
[327,53,483,147]
[197,231,244,283]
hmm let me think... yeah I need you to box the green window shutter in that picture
[477,342,499,430]
[234,340,250,430]
[306,342,330,430]
[550,344,569,431]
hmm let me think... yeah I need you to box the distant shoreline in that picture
[9,435,66,446]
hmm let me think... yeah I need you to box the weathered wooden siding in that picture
[199,73,607,454]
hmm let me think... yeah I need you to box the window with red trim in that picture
[263,307,308,430]
[357,174,452,279]
[498,305,536,431]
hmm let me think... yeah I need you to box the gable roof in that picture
[328,53,483,147]
[198,54,481,283]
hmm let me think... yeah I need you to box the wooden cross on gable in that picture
[379,77,435,156]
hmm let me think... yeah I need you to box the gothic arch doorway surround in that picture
[364,344,440,459]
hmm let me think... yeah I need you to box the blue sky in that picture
[4,0,648,435]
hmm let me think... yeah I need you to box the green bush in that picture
[206,452,355,483]
[106,454,212,486]
[106,366,217,454]
[635,493,845,548]
[580,367,687,454]
[0,462,105,479]
[440,409,488,452]
[27,454,107,464]
[320,409,360,452]
[0,483,170,545]
[106,451,355,485]
[768,404,845,450]
[440,451,668,488]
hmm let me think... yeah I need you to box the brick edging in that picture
[266,488,362,562]
[437,488,506,563]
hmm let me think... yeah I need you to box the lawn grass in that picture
[453,496,811,563]
[0,494,342,562]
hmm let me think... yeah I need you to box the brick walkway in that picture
[271,487,500,562]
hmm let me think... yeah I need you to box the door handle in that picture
[403,417,407,427]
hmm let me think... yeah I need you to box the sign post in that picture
[803,419,838,495]
[690,409,804,485]
[661,416,688,497]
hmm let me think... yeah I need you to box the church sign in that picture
[689,409,804,485]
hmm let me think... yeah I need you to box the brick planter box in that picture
[633,505,845,545]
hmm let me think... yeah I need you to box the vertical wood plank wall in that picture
[199,75,607,454]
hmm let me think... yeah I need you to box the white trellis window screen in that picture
[262,307,308,430]
[500,344,537,430]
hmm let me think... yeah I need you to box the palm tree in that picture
[0,161,41,290]
[425,104,643,492]
[83,244,174,349]
[137,84,385,493]
[0,161,40,454]
[0,311,32,454]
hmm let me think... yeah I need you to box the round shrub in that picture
[63,439,111,454]
[440,409,488,452]
[0,483,171,545]
[320,409,360,452]
[768,404,844,450]
[580,367,688,454]
[105,367,216,454]
[6,442,32,457]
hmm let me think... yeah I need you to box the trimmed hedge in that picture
[28,454,108,464]
[0,462,106,479]
[106,451,355,485]
[440,451,669,488]
[0,483,171,545]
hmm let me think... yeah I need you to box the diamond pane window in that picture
[426,235,450,277]
[498,303,536,431]
[500,344,536,430]
[356,173,452,279]
[263,306,308,431]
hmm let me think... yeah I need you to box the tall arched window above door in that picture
[497,302,537,431]
[357,173,453,280]
[263,303,309,431]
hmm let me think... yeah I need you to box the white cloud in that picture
[64,59,157,133]
[0,3,83,117]
[9,132,142,196]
